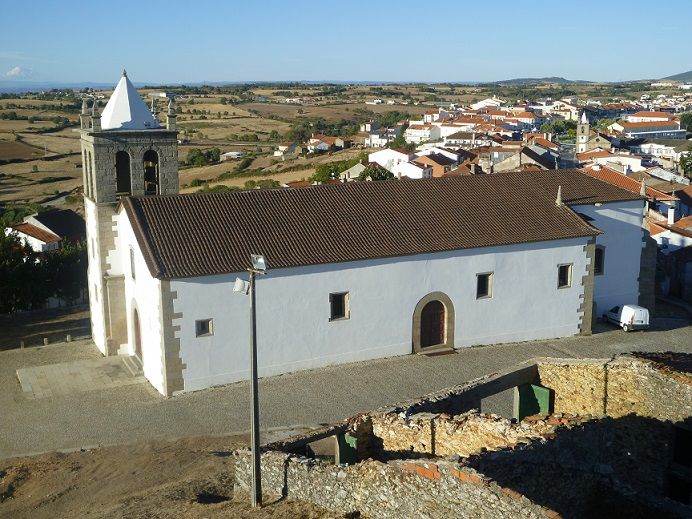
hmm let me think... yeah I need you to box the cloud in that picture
[5,66,30,78]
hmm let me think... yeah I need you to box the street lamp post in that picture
[235,254,267,507]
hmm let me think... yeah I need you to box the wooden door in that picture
[420,300,445,348]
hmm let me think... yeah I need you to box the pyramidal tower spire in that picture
[99,70,159,130]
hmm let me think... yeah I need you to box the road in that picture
[1,318,691,459]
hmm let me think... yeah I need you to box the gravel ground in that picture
[1,317,691,459]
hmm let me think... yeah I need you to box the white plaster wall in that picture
[116,211,166,394]
[84,197,107,354]
[170,238,590,392]
[10,231,57,252]
[653,229,692,254]
[573,200,645,315]
[369,149,408,170]
[393,161,427,179]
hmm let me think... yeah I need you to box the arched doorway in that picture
[115,151,131,197]
[143,149,159,195]
[412,292,455,353]
[133,308,142,359]
[421,300,445,347]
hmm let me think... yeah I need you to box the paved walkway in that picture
[16,357,144,399]
[1,318,691,459]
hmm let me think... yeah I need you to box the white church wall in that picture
[170,238,590,393]
[573,200,645,315]
[84,197,107,355]
[116,212,166,394]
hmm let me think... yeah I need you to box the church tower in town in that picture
[79,70,178,356]
[576,110,590,154]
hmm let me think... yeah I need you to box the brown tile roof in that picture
[582,167,677,201]
[12,223,60,244]
[674,184,692,207]
[631,111,672,118]
[620,120,680,129]
[122,170,611,279]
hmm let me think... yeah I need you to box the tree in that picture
[680,145,692,178]
[680,112,692,132]
[358,163,394,181]
[595,118,615,131]
[269,130,281,141]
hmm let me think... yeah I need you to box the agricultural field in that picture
[0,80,671,218]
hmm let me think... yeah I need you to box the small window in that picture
[476,272,493,299]
[129,247,136,280]
[558,264,572,289]
[594,246,605,275]
[195,319,214,337]
[329,292,349,321]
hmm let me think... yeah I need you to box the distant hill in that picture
[663,70,692,82]
[490,77,588,86]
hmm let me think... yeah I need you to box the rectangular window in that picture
[195,319,214,337]
[558,264,572,289]
[594,246,605,275]
[129,247,136,280]
[329,292,349,321]
[476,272,493,299]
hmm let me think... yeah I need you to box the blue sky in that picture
[1,0,690,84]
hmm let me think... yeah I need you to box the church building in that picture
[576,111,613,154]
[81,73,650,396]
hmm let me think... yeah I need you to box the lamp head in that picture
[233,277,250,295]
[251,254,267,272]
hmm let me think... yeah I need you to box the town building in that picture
[8,209,85,253]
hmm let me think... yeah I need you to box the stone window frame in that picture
[329,292,350,322]
[594,246,605,276]
[412,292,455,354]
[195,318,214,338]
[557,263,573,289]
[476,272,494,299]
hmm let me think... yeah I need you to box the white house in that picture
[470,98,504,111]
[79,72,651,397]
[274,142,298,160]
[368,148,413,171]
[405,124,441,144]
[221,151,243,160]
[392,160,431,179]
[649,216,692,254]
[7,209,85,252]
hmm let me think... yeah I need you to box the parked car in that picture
[602,304,650,332]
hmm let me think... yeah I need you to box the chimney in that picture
[640,178,646,197]
[555,185,563,206]
[668,206,675,225]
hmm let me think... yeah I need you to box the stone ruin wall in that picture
[536,355,692,421]
[370,410,580,458]
[234,449,556,519]
[234,355,692,518]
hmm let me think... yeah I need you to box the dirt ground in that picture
[0,306,90,350]
[0,436,338,519]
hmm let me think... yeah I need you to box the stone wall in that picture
[370,411,575,458]
[606,355,692,421]
[234,450,556,518]
[536,358,607,416]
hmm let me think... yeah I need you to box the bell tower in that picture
[80,70,178,356]
[576,110,590,154]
